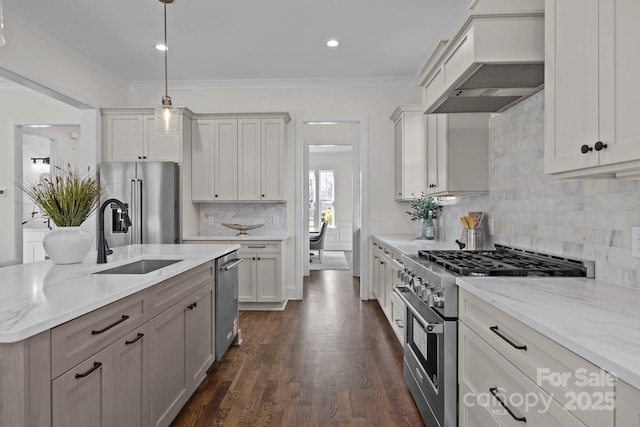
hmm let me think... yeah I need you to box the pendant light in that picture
[0,0,7,46]
[154,0,179,135]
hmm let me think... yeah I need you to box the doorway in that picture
[294,117,370,301]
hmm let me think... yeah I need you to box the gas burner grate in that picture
[418,246,589,277]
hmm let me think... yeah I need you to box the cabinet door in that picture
[377,257,387,312]
[426,114,447,195]
[109,325,150,427]
[144,115,181,162]
[394,117,404,200]
[386,261,398,318]
[598,0,640,167]
[616,380,640,427]
[260,119,286,200]
[238,254,257,302]
[544,0,600,174]
[149,299,188,427]
[256,253,281,302]
[214,119,239,201]
[106,114,144,162]
[191,119,215,201]
[390,291,405,345]
[185,285,214,390]
[52,346,110,427]
[238,119,261,200]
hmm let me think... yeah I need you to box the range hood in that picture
[419,13,545,114]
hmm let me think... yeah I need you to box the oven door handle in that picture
[395,287,443,334]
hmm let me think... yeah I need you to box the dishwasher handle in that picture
[220,258,243,271]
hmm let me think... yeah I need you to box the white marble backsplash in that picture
[437,91,640,288]
[199,203,287,236]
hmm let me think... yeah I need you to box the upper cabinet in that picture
[426,113,490,196]
[191,113,290,202]
[102,108,194,163]
[545,0,640,178]
[390,106,428,201]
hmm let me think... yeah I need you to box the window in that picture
[309,170,335,228]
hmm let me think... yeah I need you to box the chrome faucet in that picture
[97,198,132,264]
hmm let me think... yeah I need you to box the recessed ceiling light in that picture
[155,44,168,51]
[326,39,339,48]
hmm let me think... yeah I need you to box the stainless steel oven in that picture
[397,286,457,427]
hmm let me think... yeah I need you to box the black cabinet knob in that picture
[594,141,608,151]
[138,156,142,159]
[580,144,593,154]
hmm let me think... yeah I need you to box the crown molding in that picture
[129,76,419,91]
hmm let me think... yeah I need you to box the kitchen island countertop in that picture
[0,243,239,343]
[457,276,640,390]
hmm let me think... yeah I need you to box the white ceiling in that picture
[4,0,461,88]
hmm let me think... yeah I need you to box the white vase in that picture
[43,227,93,265]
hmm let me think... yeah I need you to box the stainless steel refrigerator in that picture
[99,162,180,248]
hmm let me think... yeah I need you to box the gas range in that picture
[399,244,594,319]
[394,245,594,427]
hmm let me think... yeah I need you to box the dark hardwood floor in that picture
[171,268,424,427]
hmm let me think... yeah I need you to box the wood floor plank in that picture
[171,269,424,427]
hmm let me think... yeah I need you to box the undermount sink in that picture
[93,259,182,275]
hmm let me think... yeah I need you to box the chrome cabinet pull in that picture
[394,319,404,329]
[91,315,130,335]
[75,361,102,379]
[489,387,527,422]
[125,333,144,345]
[248,245,266,248]
[490,325,527,350]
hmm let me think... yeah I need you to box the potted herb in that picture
[406,193,442,239]
[19,163,101,264]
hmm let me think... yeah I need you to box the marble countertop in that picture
[184,234,289,241]
[456,276,640,390]
[371,234,459,255]
[0,243,239,343]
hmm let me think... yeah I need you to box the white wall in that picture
[309,149,353,250]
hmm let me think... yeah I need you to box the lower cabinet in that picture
[371,238,405,346]
[149,284,213,427]
[238,253,281,303]
[615,380,640,427]
[48,262,215,427]
[52,324,151,427]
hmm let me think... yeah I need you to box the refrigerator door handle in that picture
[130,179,136,245]
[135,179,143,244]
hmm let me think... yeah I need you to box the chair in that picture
[310,221,328,263]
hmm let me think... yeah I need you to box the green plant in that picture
[19,163,101,227]
[406,193,443,221]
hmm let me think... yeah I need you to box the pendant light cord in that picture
[163,0,169,100]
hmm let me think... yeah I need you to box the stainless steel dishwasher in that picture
[216,251,242,360]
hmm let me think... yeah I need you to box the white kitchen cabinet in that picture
[389,292,405,345]
[615,380,640,427]
[237,241,283,304]
[425,113,490,196]
[390,105,428,201]
[459,322,586,427]
[191,119,238,201]
[545,0,640,178]
[192,113,290,202]
[459,288,614,427]
[371,238,405,345]
[102,108,193,163]
[23,229,48,263]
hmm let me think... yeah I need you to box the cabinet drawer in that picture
[51,292,148,379]
[149,261,214,316]
[459,322,586,427]
[237,241,280,253]
[460,289,614,427]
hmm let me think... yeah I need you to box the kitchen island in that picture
[0,243,239,427]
